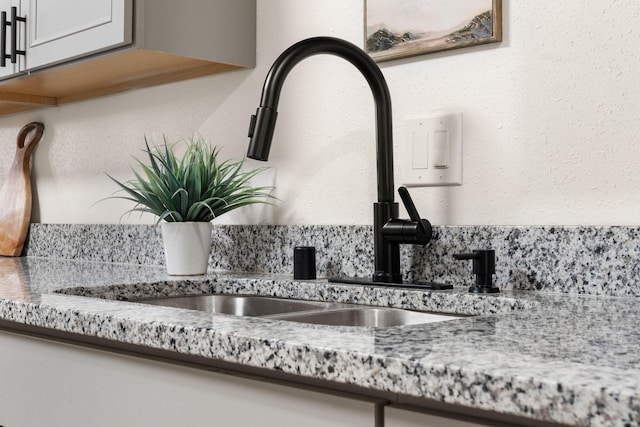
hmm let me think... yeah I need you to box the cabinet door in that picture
[21,0,133,71]
[0,330,378,427]
[0,0,21,79]
[386,406,494,427]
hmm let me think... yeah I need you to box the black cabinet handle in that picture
[0,7,25,68]
[0,10,8,67]
[10,6,25,63]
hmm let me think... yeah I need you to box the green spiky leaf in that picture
[105,135,276,223]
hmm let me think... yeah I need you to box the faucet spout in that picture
[247,36,394,203]
[247,37,430,284]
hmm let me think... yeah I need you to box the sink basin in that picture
[271,307,460,327]
[133,294,462,327]
[135,294,341,317]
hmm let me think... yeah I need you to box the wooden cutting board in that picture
[0,122,45,256]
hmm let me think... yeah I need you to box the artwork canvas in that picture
[365,0,502,62]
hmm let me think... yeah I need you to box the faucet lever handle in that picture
[398,186,428,235]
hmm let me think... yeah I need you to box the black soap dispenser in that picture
[453,250,499,293]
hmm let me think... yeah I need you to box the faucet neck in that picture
[251,36,395,203]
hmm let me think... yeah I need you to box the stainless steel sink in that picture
[271,307,460,327]
[135,294,341,316]
[133,294,462,327]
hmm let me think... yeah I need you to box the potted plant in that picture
[107,135,274,275]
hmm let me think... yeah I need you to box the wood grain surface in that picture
[0,122,45,256]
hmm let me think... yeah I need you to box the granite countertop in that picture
[1,256,639,427]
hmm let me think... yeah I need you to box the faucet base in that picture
[328,276,453,290]
[469,286,500,293]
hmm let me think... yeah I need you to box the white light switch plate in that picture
[402,113,462,187]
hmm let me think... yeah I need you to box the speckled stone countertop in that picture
[1,256,638,427]
[25,224,640,296]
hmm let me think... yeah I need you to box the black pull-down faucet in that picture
[247,36,442,287]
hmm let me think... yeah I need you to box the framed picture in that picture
[365,0,502,62]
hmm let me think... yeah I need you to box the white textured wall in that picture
[1,1,639,226]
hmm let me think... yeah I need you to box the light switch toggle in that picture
[433,130,449,169]
[412,131,428,169]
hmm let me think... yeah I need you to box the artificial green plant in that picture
[107,135,274,222]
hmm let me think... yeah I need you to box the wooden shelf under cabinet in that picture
[0,49,244,116]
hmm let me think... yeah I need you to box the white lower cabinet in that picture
[0,330,379,427]
[385,406,491,427]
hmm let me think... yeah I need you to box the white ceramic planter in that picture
[160,222,213,276]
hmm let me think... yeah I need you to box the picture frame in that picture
[365,0,502,62]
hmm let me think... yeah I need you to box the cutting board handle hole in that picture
[17,122,44,151]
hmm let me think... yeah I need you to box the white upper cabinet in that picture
[21,0,133,71]
[0,0,22,79]
[0,0,256,115]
